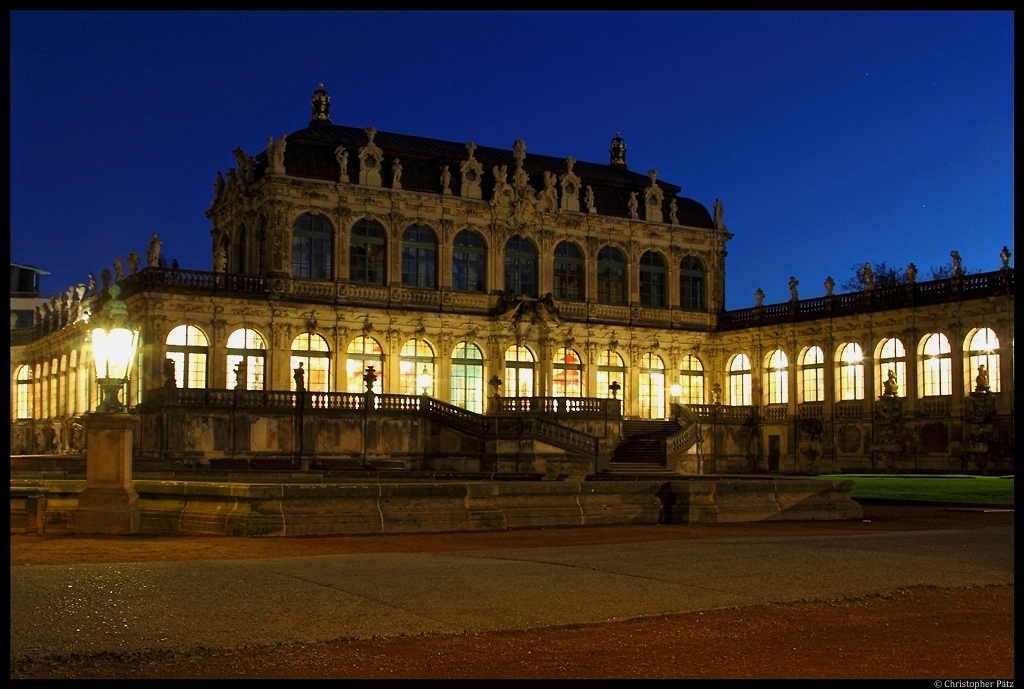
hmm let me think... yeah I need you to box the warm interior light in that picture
[417,367,432,395]
[670,383,682,399]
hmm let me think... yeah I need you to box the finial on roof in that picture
[365,126,377,144]
[609,132,627,170]
[310,83,331,125]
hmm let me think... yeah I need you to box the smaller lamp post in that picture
[417,366,433,397]
[75,284,142,535]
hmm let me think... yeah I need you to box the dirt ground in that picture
[10,504,1015,679]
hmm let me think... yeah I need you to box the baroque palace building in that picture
[11,85,1014,476]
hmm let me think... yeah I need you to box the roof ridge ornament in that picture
[310,83,331,125]
[610,132,627,170]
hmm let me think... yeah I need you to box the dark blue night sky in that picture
[11,11,1013,309]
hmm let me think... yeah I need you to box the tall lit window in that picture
[401,225,437,289]
[452,230,486,293]
[729,354,752,406]
[679,256,706,312]
[837,342,865,401]
[765,349,789,404]
[350,219,386,285]
[504,345,535,397]
[679,354,704,405]
[638,353,666,419]
[552,348,583,397]
[292,333,331,393]
[966,328,1000,393]
[58,354,67,417]
[15,365,32,419]
[553,241,584,301]
[919,333,952,397]
[597,246,626,305]
[799,346,825,402]
[504,236,537,296]
[400,338,435,396]
[639,251,667,308]
[291,212,333,279]
[451,342,484,413]
[67,351,77,416]
[345,336,382,394]
[226,328,266,391]
[596,350,625,400]
[876,337,907,398]
[46,360,56,418]
[166,325,209,389]
[76,347,89,414]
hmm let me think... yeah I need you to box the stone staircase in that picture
[607,421,682,466]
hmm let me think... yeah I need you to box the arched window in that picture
[46,359,55,418]
[596,350,625,400]
[638,353,666,419]
[504,236,537,296]
[875,337,907,398]
[504,345,535,397]
[401,225,437,289]
[15,365,32,420]
[799,346,825,402]
[765,350,789,404]
[400,338,435,396]
[553,241,584,302]
[291,213,333,280]
[597,246,626,305]
[67,351,77,416]
[345,336,382,394]
[966,328,1000,393]
[728,354,752,406]
[836,342,865,401]
[919,333,951,397]
[350,219,387,285]
[452,230,486,293]
[58,354,67,417]
[226,328,266,391]
[639,251,667,308]
[451,342,484,413]
[291,333,331,393]
[679,354,704,405]
[679,256,706,312]
[552,348,583,397]
[166,325,209,389]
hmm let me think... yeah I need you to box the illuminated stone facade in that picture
[10,86,1014,475]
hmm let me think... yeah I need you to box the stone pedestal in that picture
[75,413,141,534]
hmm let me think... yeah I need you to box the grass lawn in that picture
[816,474,1014,505]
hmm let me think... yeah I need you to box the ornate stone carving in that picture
[713,198,726,230]
[951,249,963,277]
[585,185,596,214]
[213,172,225,202]
[559,158,581,213]
[214,246,227,273]
[669,198,678,225]
[232,147,255,185]
[460,142,483,200]
[440,165,452,195]
[266,135,287,175]
[788,277,799,301]
[609,132,626,168]
[391,158,403,190]
[358,127,383,187]
[537,171,559,213]
[824,276,835,296]
[644,170,664,223]
[113,257,125,282]
[628,192,639,220]
[334,147,350,183]
[491,165,513,206]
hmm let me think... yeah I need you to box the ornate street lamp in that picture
[89,284,140,413]
[417,366,433,396]
[76,283,142,535]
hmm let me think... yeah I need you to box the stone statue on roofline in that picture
[628,192,639,219]
[824,276,835,296]
[754,288,764,306]
[1000,246,1010,269]
[862,262,874,290]
[335,147,349,183]
[126,250,141,275]
[146,233,162,267]
[713,198,725,230]
[113,257,125,282]
[789,276,799,301]
[586,186,597,214]
[906,263,917,284]
[951,250,963,277]
[391,158,403,189]
[440,165,451,195]
[668,198,678,225]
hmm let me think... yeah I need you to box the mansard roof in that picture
[253,124,715,230]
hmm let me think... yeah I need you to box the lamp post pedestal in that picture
[74,413,141,535]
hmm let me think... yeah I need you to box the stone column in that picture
[74,413,140,534]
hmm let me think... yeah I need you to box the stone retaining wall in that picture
[11,477,861,537]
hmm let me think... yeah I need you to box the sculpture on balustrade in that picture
[163,358,178,389]
[126,250,141,275]
[608,380,621,399]
[754,288,764,306]
[975,364,990,393]
[951,250,963,277]
[862,262,874,290]
[882,368,899,397]
[905,263,917,284]
[146,233,162,267]
[234,360,247,390]
[440,165,451,195]
[113,257,125,282]
[1000,246,1010,269]
[362,365,377,394]
[293,362,306,392]
[788,277,799,302]
[824,276,835,296]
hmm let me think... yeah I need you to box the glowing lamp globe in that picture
[417,367,433,396]
[90,285,140,413]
